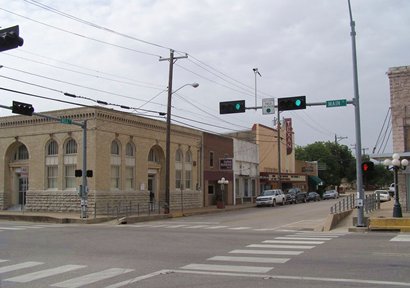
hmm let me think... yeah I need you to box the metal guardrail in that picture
[330,193,380,214]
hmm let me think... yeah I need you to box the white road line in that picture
[171,269,410,286]
[165,225,188,228]
[0,261,43,274]
[0,259,9,263]
[184,225,209,229]
[275,237,333,241]
[208,256,290,264]
[5,265,85,283]
[253,228,278,231]
[181,263,273,273]
[205,226,228,229]
[248,244,315,249]
[129,224,149,228]
[13,226,44,229]
[104,270,172,288]
[390,235,410,242]
[263,240,324,245]
[230,249,303,256]
[0,226,26,230]
[228,227,251,230]
[52,268,134,288]
[294,232,345,236]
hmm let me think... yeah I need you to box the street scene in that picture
[1,199,410,287]
[1,1,410,287]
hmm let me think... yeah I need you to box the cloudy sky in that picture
[1,0,409,155]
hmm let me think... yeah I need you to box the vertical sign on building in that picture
[285,118,293,155]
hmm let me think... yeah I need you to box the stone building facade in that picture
[0,106,203,214]
[387,65,410,211]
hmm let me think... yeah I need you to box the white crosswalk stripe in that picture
[229,249,303,256]
[208,256,290,264]
[0,261,43,273]
[390,234,410,242]
[5,265,86,283]
[181,263,273,273]
[263,240,325,245]
[51,268,134,288]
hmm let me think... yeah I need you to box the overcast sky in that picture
[1,0,409,155]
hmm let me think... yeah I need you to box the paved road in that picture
[1,199,409,287]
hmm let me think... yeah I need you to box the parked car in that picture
[256,189,286,207]
[374,190,391,202]
[307,192,321,202]
[286,188,307,204]
[323,190,339,200]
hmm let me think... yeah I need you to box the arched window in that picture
[185,151,192,189]
[14,144,29,161]
[148,148,160,163]
[175,149,183,189]
[125,142,135,190]
[46,140,59,189]
[111,140,121,189]
[64,138,77,189]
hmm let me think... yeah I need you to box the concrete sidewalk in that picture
[0,203,256,224]
[333,199,410,232]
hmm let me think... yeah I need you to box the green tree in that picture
[295,141,356,188]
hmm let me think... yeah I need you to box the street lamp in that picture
[217,177,229,209]
[383,153,409,218]
[164,82,199,214]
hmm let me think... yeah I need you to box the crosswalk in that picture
[0,223,71,232]
[178,231,347,276]
[119,221,305,233]
[390,234,410,242]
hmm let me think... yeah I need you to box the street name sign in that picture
[326,99,347,108]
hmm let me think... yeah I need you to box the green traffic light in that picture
[235,103,241,110]
[295,99,301,107]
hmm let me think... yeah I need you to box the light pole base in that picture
[393,203,403,218]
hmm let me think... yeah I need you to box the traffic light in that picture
[12,101,34,116]
[277,96,306,111]
[0,25,24,52]
[362,161,374,173]
[219,100,246,114]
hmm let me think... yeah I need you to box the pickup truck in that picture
[285,188,307,204]
[388,183,395,196]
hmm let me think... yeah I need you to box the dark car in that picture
[286,188,307,204]
[307,192,321,202]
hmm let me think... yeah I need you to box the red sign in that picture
[285,118,293,155]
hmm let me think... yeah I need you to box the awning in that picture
[308,175,323,186]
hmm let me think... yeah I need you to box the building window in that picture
[125,142,135,190]
[65,139,77,154]
[64,164,76,189]
[14,144,29,161]
[46,140,59,189]
[175,149,183,189]
[148,148,160,163]
[244,178,249,197]
[111,140,121,190]
[209,151,214,167]
[64,138,77,189]
[185,151,192,189]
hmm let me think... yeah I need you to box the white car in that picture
[256,189,286,207]
[374,190,391,202]
[323,190,339,199]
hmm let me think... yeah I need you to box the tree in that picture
[295,141,356,188]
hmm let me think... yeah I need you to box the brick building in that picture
[0,106,203,214]
[387,65,410,211]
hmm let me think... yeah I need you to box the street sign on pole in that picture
[326,99,347,108]
[262,98,275,115]
[60,118,73,124]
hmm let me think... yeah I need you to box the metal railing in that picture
[92,200,166,219]
[330,193,380,214]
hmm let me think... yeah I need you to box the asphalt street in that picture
[1,199,409,288]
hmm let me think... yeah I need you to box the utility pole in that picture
[159,49,188,214]
[277,111,282,190]
[348,0,365,227]
[335,134,348,145]
[253,68,261,110]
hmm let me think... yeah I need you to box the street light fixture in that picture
[164,82,199,214]
[217,177,229,209]
[383,153,409,218]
